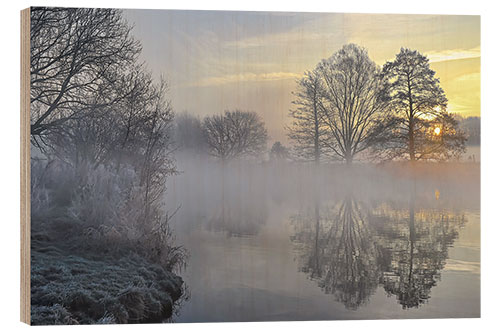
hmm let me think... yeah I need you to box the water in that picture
[167,159,480,322]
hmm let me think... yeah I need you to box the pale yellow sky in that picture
[125,10,480,143]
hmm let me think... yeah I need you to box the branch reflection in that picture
[291,189,465,310]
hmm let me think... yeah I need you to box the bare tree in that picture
[49,66,157,170]
[287,70,328,164]
[315,44,390,164]
[30,7,141,143]
[269,141,289,161]
[136,79,176,236]
[377,48,466,161]
[173,112,206,154]
[202,110,268,161]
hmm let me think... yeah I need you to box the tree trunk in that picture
[313,101,320,165]
[407,74,416,161]
[409,117,415,161]
[345,147,353,165]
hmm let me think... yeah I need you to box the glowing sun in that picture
[434,127,441,135]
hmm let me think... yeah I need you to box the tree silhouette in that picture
[269,141,289,161]
[375,48,466,161]
[315,44,390,164]
[173,112,206,154]
[49,67,168,173]
[30,8,141,143]
[202,110,268,161]
[287,70,328,163]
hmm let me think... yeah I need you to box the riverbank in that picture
[30,219,184,325]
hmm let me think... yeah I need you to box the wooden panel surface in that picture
[20,7,30,325]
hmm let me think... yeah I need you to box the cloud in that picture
[455,72,481,82]
[223,31,341,50]
[426,46,480,63]
[221,13,346,52]
[442,71,480,115]
[191,72,302,87]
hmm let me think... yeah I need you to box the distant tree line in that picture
[171,45,476,165]
[456,115,480,146]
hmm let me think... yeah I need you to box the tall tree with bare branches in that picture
[316,44,390,164]
[376,48,466,161]
[287,70,328,164]
[30,7,141,143]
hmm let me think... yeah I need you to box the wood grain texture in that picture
[20,7,30,325]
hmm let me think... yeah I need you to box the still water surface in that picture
[168,161,480,322]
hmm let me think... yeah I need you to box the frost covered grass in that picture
[31,246,183,325]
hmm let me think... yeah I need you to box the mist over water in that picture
[166,154,480,321]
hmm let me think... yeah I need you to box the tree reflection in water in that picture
[207,175,269,237]
[206,162,270,237]
[291,196,380,310]
[207,202,268,237]
[375,191,466,309]
[291,190,465,310]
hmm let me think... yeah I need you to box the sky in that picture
[124,10,480,143]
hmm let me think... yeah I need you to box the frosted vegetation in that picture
[30,7,186,324]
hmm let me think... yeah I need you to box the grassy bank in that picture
[31,222,184,325]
